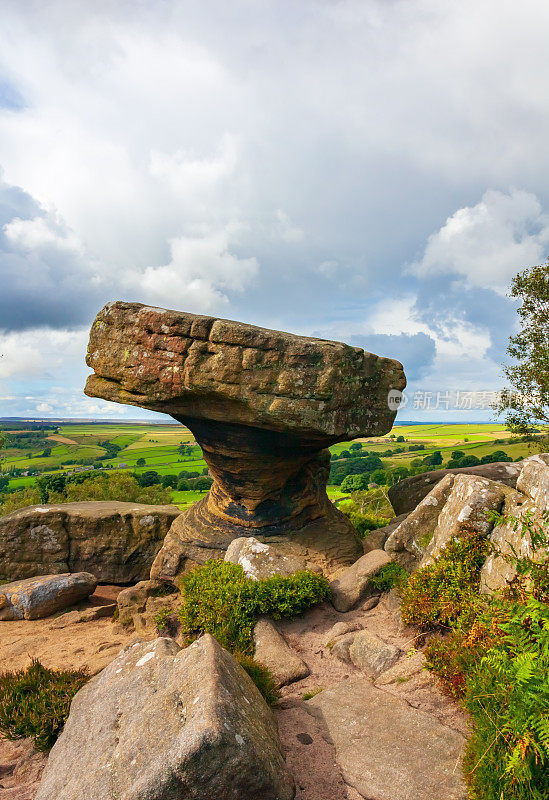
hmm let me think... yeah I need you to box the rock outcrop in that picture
[85,301,406,579]
[225,536,319,579]
[388,461,523,515]
[35,635,295,800]
[305,678,467,800]
[329,549,391,612]
[0,573,97,620]
[0,501,179,583]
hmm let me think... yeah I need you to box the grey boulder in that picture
[348,630,401,677]
[330,549,391,612]
[224,536,315,580]
[0,572,97,620]
[253,617,310,687]
[36,634,295,800]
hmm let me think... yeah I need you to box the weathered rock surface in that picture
[0,573,97,621]
[0,737,47,800]
[385,474,455,568]
[517,459,549,510]
[420,474,508,567]
[85,302,405,581]
[362,512,408,554]
[36,635,295,800]
[348,630,401,677]
[388,461,523,515]
[254,617,310,687]
[115,579,180,632]
[329,549,391,612]
[0,501,179,583]
[305,678,467,800]
[225,536,317,579]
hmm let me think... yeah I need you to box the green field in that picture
[1,421,547,509]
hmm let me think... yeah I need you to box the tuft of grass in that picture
[234,653,280,706]
[0,659,88,751]
[368,562,409,593]
[302,688,323,701]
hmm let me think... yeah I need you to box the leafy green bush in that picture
[0,660,88,751]
[234,653,280,706]
[368,562,409,592]
[177,560,329,654]
[400,532,489,628]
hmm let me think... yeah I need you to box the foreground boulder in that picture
[85,301,406,579]
[36,635,295,800]
[388,461,523,515]
[0,501,179,583]
[306,678,466,800]
[253,617,310,687]
[0,573,97,620]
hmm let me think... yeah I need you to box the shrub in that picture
[177,560,329,654]
[234,653,280,706]
[400,532,489,629]
[0,660,88,751]
[368,562,408,592]
[346,510,390,538]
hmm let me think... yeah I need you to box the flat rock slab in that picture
[0,573,97,620]
[85,301,405,439]
[306,678,466,800]
[330,549,391,612]
[36,635,295,800]
[0,501,180,583]
[254,617,310,687]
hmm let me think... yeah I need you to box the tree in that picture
[396,435,405,442]
[498,261,549,435]
[430,450,443,466]
[136,458,146,467]
[349,442,362,451]
[451,450,466,460]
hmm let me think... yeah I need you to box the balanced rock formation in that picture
[0,573,97,620]
[36,635,295,800]
[0,501,179,583]
[85,302,406,578]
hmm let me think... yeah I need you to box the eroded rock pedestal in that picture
[85,302,406,578]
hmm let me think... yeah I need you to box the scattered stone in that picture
[362,513,408,554]
[385,474,455,569]
[329,632,358,664]
[324,620,362,648]
[225,537,316,579]
[296,733,313,745]
[254,617,310,687]
[388,462,523,515]
[420,475,508,567]
[0,501,179,583]
[348,630,400,677]
[0,573,97,621]
[115,579,180,633]
[35,635,295,800]
[48,603,117,629]
[305,678,467,800]
[374,651,427,687]
[362,594,381,611]
[85,301,406,582]
[330,549,391,612]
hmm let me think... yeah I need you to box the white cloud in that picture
[409,189,549,291]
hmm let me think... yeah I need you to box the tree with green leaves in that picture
[498,261,549,436]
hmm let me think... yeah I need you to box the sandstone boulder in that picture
[0,573,97,620]
[305,678,467,800]
[517,458,549,510]
[36,635,295,800]
[329,549,391,612]
[115,579,180,632]
[225,536,316,579]
[420,474,508,568]
[85,302,405,581]
[348,630,401,677]
[362,512,408,554]
[0,501,179,583]
[384,474,455,568]
[388,461,523,515]
[253,617,310,687]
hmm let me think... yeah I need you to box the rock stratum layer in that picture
[85,302,406,577]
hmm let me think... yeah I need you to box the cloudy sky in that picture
[1,0,548,422]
